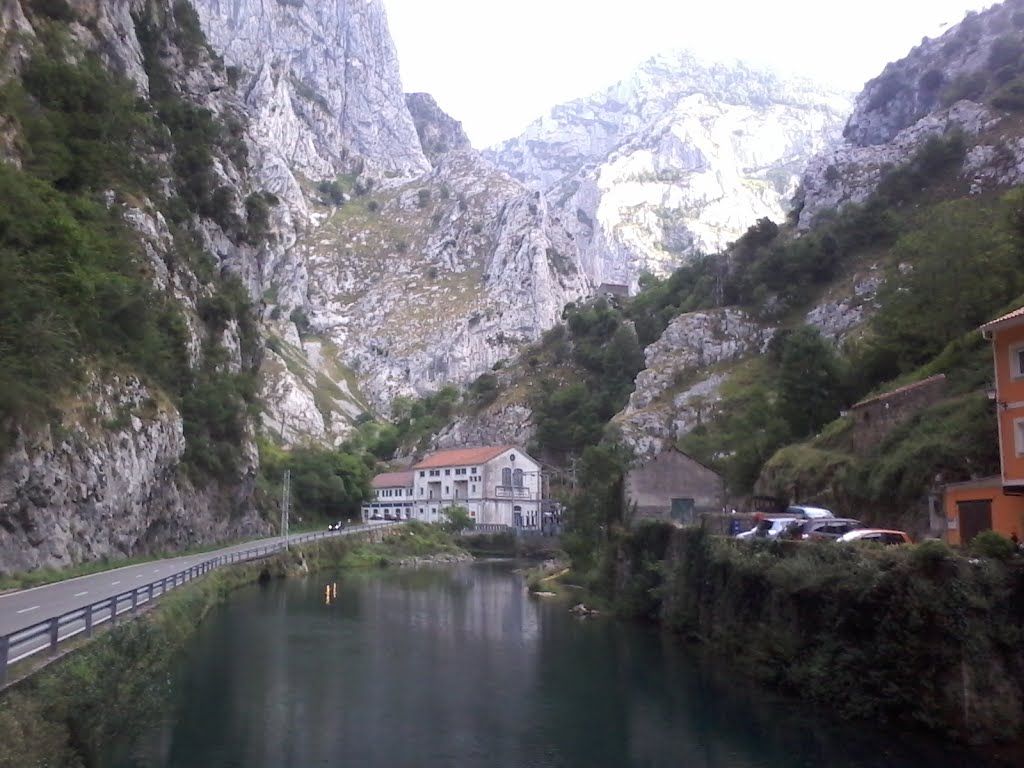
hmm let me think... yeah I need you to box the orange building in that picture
[944,306,1024,545]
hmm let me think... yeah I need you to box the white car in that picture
[736,517,801,540]
[837,529,912,545]
[786,505,834,520]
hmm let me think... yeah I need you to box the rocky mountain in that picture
[488,51,853,291]
[0,0,273,572]
[798,0,1024,227]
[187,0,590,428]
[193,0,429,180]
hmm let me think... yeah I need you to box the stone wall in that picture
[849,374,947,453]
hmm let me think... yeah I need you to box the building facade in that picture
[944,306,1024,544]
[362,471,415,521]
[365,446,543,528]
[623,448,724,525]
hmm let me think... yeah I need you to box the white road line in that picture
[74,591,88,597]
[111,581,121,586]
[136,574,144,579]
[16,605,39,614]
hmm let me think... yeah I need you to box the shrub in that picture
[969,530,1017,560]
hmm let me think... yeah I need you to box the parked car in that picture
[837,529,912,545]
[736,517,801,540]
[786,505,835,520]
[796,518,863,541]
[328,521,345,531]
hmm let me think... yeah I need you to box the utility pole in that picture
[281,469,291,550]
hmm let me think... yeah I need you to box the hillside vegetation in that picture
[0,4,263,483]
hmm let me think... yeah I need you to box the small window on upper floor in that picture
[445,469,451,476]
[1013,344,1024,379]
[419,471,425,477]
[1015,417,1024,457]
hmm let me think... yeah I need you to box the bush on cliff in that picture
[605,526,1024,743]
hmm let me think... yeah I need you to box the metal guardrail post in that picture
[48,618,59,656]
[131,589,138,613]
[0,635,8,686]
[111,597,118,626]
[85,604,93,637]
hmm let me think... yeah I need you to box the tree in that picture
[563,442,632,573]
[775,326,845,440]
[442,505,474,533]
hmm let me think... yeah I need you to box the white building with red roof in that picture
[365,445,542,528]
[361,471,415,522]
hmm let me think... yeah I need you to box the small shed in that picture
[623,448,724,525]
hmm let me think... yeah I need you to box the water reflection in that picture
[112,562,1009,768]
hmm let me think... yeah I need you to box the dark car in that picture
[328,521,345,531]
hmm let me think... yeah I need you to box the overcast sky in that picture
[383,0,995,148]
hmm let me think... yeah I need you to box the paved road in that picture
[0,524,389,639]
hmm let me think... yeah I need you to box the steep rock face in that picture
[299,147,590,410]
[0,374,266,573]
[406,92,471,166]
[0,0,273,571]
[799,0,1024,228]
[614,309,774,455]
[489,51,851,290]
[193,0,428,179]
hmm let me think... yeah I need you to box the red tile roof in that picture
[371,471,414,489]
[981,305,1024,331]
[851,374,946,409]
[413,445,515,470]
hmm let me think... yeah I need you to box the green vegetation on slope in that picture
[0,10,264,482]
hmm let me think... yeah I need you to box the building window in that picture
[471,484,476,493]
[471,467,477,473]
[419,471,425,477]
[445,469,451,476]
[513,468,524,488]
[1013,344,1024,380]
[1016,417,1024,457]
[502,467,512,486]
[445,486,450,494]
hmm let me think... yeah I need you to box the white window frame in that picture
[1016,417,1024,457]
[1011,343,1024,380]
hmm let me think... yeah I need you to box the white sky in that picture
[383,0,995,148]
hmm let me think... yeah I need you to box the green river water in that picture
[110,561,1002,768]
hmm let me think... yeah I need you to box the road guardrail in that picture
[0,522,400,686]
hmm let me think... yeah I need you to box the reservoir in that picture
[111,561,1002,768]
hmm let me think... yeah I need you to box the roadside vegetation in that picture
[0,523,465,767]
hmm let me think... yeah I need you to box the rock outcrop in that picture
[0,0,273,571]
[406,92,472,166]
[614,309,774,455]
[489,51,852,290]
[799,0,1024,228]
[0,373,266,573]
[193,0,429,179]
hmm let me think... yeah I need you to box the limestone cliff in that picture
[0,0,272,572]
[799,0,1024,228]
[193,0,428,179]
[489,51,852,291]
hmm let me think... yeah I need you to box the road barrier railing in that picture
[0,522,400,686]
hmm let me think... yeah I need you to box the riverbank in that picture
[0,523,467,768]
[598,522,1024,751]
